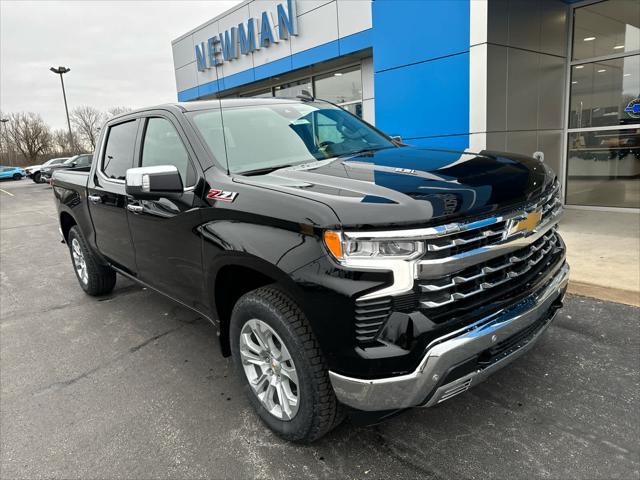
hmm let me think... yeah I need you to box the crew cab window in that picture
[102,120,137,181]
[141,118,195,186]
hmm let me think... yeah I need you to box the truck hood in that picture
[234,147,555,228]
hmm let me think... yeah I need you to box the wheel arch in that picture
[59,211,77,242]
[209,254,303,357]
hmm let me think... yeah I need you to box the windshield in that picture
[63,156,79,165]
[189,102,394,174]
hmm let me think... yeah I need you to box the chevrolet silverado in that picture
[52,98,568,442]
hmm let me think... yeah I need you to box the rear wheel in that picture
[68,226,116,296]
[33,172,41,183]
[230,286,344,443]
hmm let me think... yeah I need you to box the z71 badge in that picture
[207,189,238,202]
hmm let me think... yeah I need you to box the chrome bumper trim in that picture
[329,263,569,411]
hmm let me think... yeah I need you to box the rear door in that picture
[126,113,206,310]
[87,118,139,273]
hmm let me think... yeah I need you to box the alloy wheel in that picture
[71,238,88,285]
[239,318,300,420]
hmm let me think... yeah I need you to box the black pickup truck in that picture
[52,99,568,442]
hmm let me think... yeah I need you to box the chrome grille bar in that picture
[416,210,561,280]
[420,230,559,308]
[426,228,504,252]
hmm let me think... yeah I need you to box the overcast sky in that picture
[1,0,240,130]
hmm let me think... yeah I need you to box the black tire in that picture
[12,173,21,180]
[68,225,116,296]
[33,172,41,183]
[230,286,344,443]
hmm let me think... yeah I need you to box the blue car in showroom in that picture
[0,166,26,181]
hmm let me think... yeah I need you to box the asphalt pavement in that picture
[1,179,639,480]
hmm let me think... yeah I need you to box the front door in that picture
[125,114,207,311]
[88,118,139,273]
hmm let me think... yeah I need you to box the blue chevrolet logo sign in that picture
[624,98,640,119]
[625,103,640,114]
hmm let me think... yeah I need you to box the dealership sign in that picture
[195,0,298,71]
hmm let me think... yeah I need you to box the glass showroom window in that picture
[567,0,640,209]
[314,66,363,117]
[274,78,312,98]
[244,88,273,98]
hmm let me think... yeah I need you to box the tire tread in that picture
[68,226,116,296]
[234,286,344,442]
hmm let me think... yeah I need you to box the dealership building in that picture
[172,0,639,211]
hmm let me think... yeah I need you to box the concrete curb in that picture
[568,280,640,308]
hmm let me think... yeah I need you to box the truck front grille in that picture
[420,228,559,309]
[418,230,564,322]
[350,182,564,345]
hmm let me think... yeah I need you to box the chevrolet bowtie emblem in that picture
[505,210,542,238]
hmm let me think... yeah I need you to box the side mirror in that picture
[390,135,403,144]
[125,165,183,199]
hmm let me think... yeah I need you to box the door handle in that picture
[88,194,102,204]
[126,204,144,213]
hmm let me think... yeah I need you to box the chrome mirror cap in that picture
[125,165,179,192]
[125,165,183,199]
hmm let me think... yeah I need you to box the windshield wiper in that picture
[238,165,296,176]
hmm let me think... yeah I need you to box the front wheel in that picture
[68,226,116,296]
[12,173,21,180]
[230,286,344,443]
[32,172,41,183]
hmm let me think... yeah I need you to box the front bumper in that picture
[329,262,569,411]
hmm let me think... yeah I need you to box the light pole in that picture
[50,66,75,152]
[0,118,9,165]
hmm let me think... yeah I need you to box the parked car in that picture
[52,99,568,442]
[25,157,69,183]
[41,154,92,183]
[0,166,26,180]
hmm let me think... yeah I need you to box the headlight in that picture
[323,231,423,261]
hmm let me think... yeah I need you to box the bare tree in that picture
[107,106,132,118]
[52,128,77,155]
[71,105,105,151]
[5,112,52,164]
